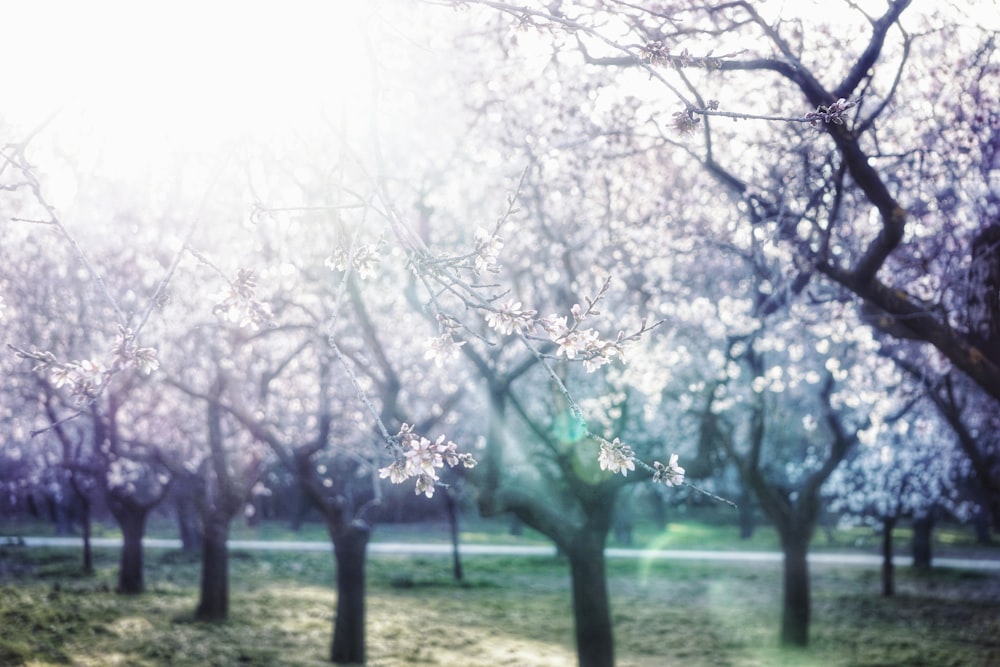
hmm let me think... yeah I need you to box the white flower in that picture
[414,474,436,498]
[598,438,636,476]
[424,333,466,367]
[50,364,75,389]
[474,228,503,274]
[325,248,350,273]
[485,300,536,336]
[378,461,409,484]
[404,436,442,479]
[379,425,477,497]
[540,315,569,340]
[352,244,381,280]
[653,454,686,487]
[77,359,106,386]
[133,347,159,374]
[213,269,274,329]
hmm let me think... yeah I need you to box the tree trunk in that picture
[68,475,93,574]
[81,501,93,575]
[115,506,148,594]
[443,488,463,581]
[566,532,615,667]
[331,522,371,665]
[912,514,934,571]
[881,517,895,597]
[175,482,203,553]
[780,532,810,647]
[196,516,230,621]
[739,492,755,540]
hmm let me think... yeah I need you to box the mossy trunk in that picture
[331,523,370,665]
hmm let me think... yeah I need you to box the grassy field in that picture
[1,520,999,667]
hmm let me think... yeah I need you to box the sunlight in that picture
[4,2,379,168]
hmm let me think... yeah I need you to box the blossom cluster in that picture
[671,110,701,136]
[485,300,537,336]
[378,423,477,498]
[653,454,686,487]
[597,437,686,487]
[326,240,384,280]
[24,328,160,403]
[806,97,860,127]
[484,299,628,373]
[110,327,160,375]
[213,268,275,329]
[473,228,503,274]
[425,315,467,368]
[598,438,635,476]
[50,358,107,399]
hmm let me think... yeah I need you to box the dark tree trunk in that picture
[80,500,93,574]
[780,531,810,647]
[739,491,755,540]
[331,522,371,665]
[912,514,934,571]
[881,517,895,597]
[973,507,993,544]
[69,476,93,574]
[443,488,463,581]
[566,531,615,667]
[114,505,149,594]
[175,483,203,553]
[196,516,230,621]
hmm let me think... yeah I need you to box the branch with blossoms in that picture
[377,423,477,498]
[9,327,160,434]
[374,189,708,498]
[667,97,863,137]
[444,0,865,143]
[426,221,742,503]
[4,134,220,436]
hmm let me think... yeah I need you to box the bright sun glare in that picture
[5,2,377,167]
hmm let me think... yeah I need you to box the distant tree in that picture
[827,399,972,594]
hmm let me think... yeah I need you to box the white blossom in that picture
[378,424,477,498]
[653,454,686,487]
[473,228,503,274]
[424,333,466,367]
[598,438,635,476]
[485,300,536,336]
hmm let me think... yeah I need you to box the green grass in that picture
[1,540,999,666]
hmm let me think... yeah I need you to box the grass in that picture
[1,531,999,667]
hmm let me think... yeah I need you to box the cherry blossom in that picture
[378,424,477,498]
[597,438,636,476]
[652,454,686,487]
[473,228,503,274]
[484,300,536,336]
